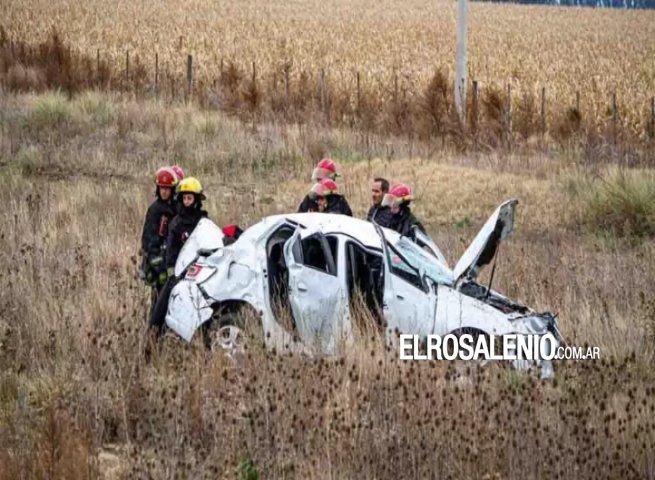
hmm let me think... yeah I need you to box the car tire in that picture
[202,304,261,355]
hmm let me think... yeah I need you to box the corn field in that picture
[2,0,655,146]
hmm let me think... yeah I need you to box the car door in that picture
[375,226,437,337]
[283,227,349,354]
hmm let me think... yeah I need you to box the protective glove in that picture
[167,266,175,277]
[149,256,164,268]
[138,255,150,282]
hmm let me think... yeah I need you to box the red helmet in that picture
[311,158,339,181]
[155,167,179,188]
[381,183,414,207]
[309,178,339,199]
[170,165,185,181]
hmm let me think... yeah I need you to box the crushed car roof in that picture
[239,212,400,250]
[231,200,518,285]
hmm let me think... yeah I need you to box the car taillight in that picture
[186,264,203,279]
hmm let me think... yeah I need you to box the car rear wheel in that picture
[202,304,261,356]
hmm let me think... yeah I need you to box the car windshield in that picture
[393,236,454,285]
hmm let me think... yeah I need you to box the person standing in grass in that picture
[379,183,426,239]
[139,166,184,295]
[297,158,340,213]
[150,176,209,335]
[366,177,393,226]
[308,178,353,216]
[164,177,209,272]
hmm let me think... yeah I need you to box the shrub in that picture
[73,90,115,126]
[237,458,259,480]
[569,167,655,238]
[15,145,43,177]
[29,92,72,128]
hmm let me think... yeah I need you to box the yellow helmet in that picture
[177,177,203,195]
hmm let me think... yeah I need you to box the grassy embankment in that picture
[0,90,654,478]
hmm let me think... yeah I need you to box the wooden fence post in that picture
[251,61,257,125]
[186,54,193,101]
[393,70,399,105]
[611,92,617,143]
[650,96,655,139]
[319,68,326,114]
[125,50,130,86]
[324,69,330,123]
[154,53,159,94]
[284,65,290,108]
[541,86,546,134]
[472,79,479,134]
[506,83,512,146]
[356,71,361,114]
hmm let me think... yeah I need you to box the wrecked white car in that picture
[165,199,560,377]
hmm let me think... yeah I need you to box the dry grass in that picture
[1,0,655,145]
[1,91,655,477]
[565,166,655,238]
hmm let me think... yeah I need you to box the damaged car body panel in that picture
[167,217,301,351]
[173,218,225,277]
[165,280,213,342]
[283,227,352,354]
[165,201,560,377]
[452,199,517,284]
[376,224,439,337]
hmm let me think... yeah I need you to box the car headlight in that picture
[510,313,557,336]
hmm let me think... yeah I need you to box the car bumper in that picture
[165,280,213,342]
[509,313,560,379]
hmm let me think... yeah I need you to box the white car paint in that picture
[452,199,517,283]
[174,218,225,277]
[165,201,560,377]
[283,226,351,354]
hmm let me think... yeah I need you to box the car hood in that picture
[452,199,518,284]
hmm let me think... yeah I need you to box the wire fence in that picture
[2,30,654,152]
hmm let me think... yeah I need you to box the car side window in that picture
[289,232,338,276]
[301,237,327,272]
[325,235,338,270]
[291,236,303,264]
[295,234,337,276]
[387,244,425,291]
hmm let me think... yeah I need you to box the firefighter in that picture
[150,176,209,335]
[297,158,340,213]
[308,178,353,216]
[380,183,426,239]
[165,177,209,273]
[139,166,183,294]
[170,165,185,185]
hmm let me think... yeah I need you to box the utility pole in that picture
[455,0,469,124]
